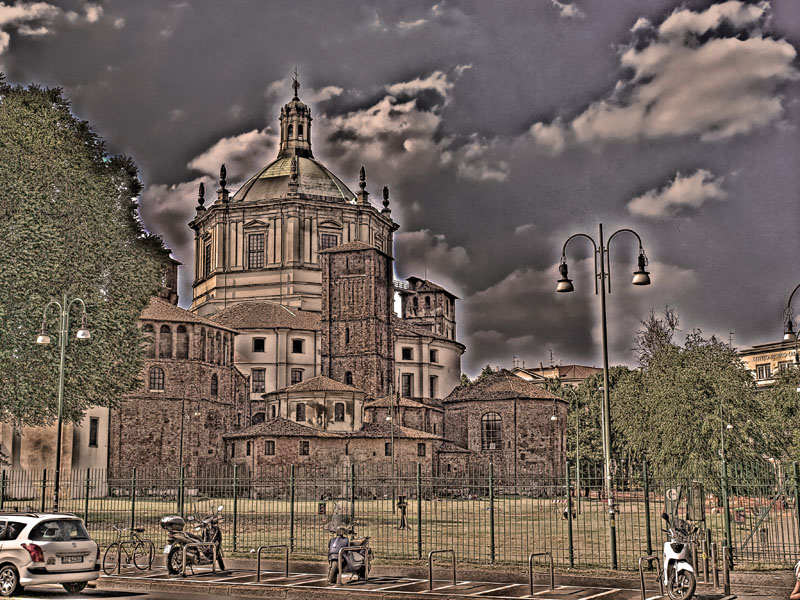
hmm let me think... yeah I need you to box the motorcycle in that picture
[326,526,373,584]
[661,512,697,600]
[160,505,226,576]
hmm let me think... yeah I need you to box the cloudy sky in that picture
[3,0,798,375]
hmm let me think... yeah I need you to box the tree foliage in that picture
[0,81,165,427]
[759,368,800,462]
[613,309,763,481]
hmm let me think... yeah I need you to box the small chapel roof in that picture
[268,375,364,395]
[364,396,444,412]
[444,369,564,403]
[223,417,341,440]
[140,297,238,333]
[347,422,441,440]
[210,302,320,331]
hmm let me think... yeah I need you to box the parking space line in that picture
[580,589,620,600]
[435,580,469,590]
[371,579,425,591]
[532,584,571,595]
[469,582,521,595]
[286,577,328,586]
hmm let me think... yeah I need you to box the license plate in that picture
[162,544,172,554]
[61,555,83,564]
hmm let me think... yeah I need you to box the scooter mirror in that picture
[218,505,224,512]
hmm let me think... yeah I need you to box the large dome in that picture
[233,155,356,203]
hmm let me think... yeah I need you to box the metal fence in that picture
[2,459,798,571]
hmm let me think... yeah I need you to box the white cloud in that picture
[187,128,277,184]
[628,169,727,218]
[0,2,59,27]
[386,70,454,101]
[16,23,47,35]
[395,229,469,295]
[515,223,535,235]
[0,30,8,53]
[264,78,342,103]
[442,134,509,182]
[84,3,102,23]
[531,1,797,152]
[397,18,427,30]
[0,1,103,56]
[550,0,585,20]
[113,17,125,29]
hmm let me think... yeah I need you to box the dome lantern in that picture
[278,69,313,159]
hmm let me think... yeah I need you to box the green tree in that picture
[759,368,800,462]
[0,81,165,427]
[613,310,763,481]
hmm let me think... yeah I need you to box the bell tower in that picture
[278,69,313,159]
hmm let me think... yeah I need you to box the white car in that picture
[0,512,100,596]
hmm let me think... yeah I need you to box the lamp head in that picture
[550,414,558,422]
[76,314,90,340]
[556,260,574,293]
[784,319,797,343]
[631,250,651,286]
[36,322,50,345]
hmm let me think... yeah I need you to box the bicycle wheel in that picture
[102,543,121,576]
[133,540,153,570]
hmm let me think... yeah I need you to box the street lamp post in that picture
[556,223,651,570]
[36,294,91,512]
[782,282,800,364]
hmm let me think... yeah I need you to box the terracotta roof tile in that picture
[347,422,441,440]
[210,302,320,331]
[140,297,238,333]
[365,396,443,412]
[405,276,458,299]
[391,316,464,347]
[270,375,364,395]
[437,441,472,454]
[445,369,564,403]
[223,417,341,439]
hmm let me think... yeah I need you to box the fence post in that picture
[179,466,185,519]
[41,469,47,512]
[489,462,496,563]
[417,462,423,560]
[130,468,137,530]
[349,463,356,526]
[84,469,90,524]
[289,465,296,552]
[643,461,652,564]
[793,462,800,540]
[721,458,733,570]
[232,465,238,553]
[0,470,5,511]
[566,460,574,568]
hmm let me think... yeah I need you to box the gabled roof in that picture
[269,375,364,395]
[347,422,441,440]
[437,441,473,454]
[391,316,465,348]
[365,396,444,412]
[404,276,458,299]
[210,302,320,331]
[223,417,341,440]
[140,297,238,333]
[445,369,563,403]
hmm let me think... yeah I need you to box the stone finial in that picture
[196,181,206,212]
[381,185,391,215]
[218,163,229,204]
[292,67,300,99]
[357,166,369,205]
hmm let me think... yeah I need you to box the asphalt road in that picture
[14,587,260,600]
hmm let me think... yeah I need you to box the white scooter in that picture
[661,512,697,600]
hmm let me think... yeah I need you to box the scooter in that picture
[661,512,697,600]
[160,505,226,576]
[326,526,373,584]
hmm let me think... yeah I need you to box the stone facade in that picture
[399,276,458,341]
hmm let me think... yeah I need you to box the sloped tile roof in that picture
[557,364,601,379]
[445,369,563,403]
[140,297,238,333]
[405,276,458,299]
[437,441,472,454]
[365,396,444,412]
[223,417,342,440]
[270,375,364,395]
[391,316,464,347]
[210,302,320,331]
[347,422,441,440]
[319,240,388,255]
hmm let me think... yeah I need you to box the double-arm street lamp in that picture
[36,295,91,512]
[556,223,651,569]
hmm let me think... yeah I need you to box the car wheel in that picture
[63,581,88,594]
[0,564,20,598]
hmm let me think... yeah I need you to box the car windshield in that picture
[30,519,89,542]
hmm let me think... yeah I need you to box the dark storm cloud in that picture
[4,0,798,375]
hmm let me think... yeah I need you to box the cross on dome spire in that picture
[292,67,300,99]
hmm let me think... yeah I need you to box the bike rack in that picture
[336,545,370,586]
[427,549,456,591]
[255,544,289,582]
[637,555,663,600]
[181,542,217,577]
[528,552,554,596]
[109,539,155,574]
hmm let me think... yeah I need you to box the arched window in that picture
[295,403,306,422]
[159,325,172,358]
[215,332,222,364]
[334,402,345,422]
[252,412,265,425]
[425,296,431,309]
[345,371,353,386]
[345,327,350,344]
[142,324,155,358]
[298,124,304,140]
[222,335,229,366]
[176,325,189,359]
[481,413,502,450]
[199,328,206,361]
[211,374,218,396]
[148,367,165,391]
[207,330,214,363]
[288,124,293,138]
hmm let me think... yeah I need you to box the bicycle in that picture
[102,525,155,575]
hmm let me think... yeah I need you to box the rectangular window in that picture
[265,440,275,455]
[248,233,265,269]
[204,243,212,278]
[429,375,438,399]
[385,442,392,457]
[417,443,426,457]
[429,349,438,363]
[291,369,303,385]
[252,369,266,393]
[299,440,310,456]
[402,373,413,398]
[320,233,338,250]
[292,339,304,354]
[88,417,99,448]
[246,441,251,456]
[270,404,277,418]
[231,443,236,458]
[756,364,772,380]
[253,338,265,353]
[401,347,413,361]
[779,361,793,373]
